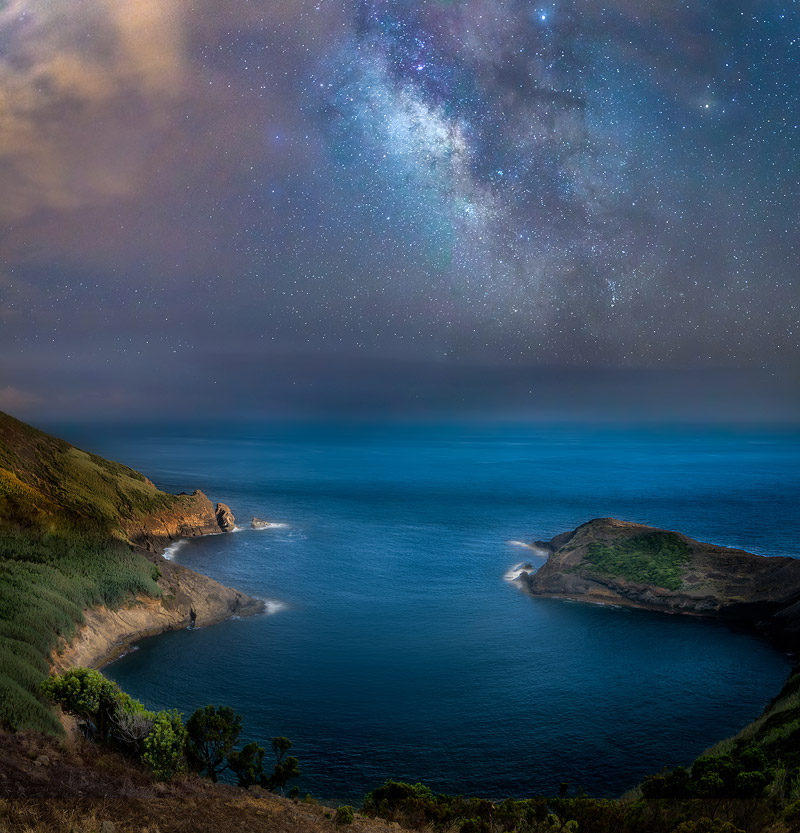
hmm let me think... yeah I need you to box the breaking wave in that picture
[504,562,536,582]
[162,540,187,561]
[263,599,287,615]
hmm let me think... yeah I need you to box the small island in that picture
[517,517,800,649]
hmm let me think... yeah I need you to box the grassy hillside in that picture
[0,412,194,733]
[0,411,175,537]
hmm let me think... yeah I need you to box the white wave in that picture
[252,522,289,530]
[507,540,550,557]
[263,599,287,615]
[504,561,537,582]
[162,539,187,561]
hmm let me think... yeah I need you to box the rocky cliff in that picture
[123,490,231,551]
[520,518,800,648]
[0,411,265,732]
[52,557,263,672]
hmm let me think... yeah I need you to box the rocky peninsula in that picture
[53,478,264,671]
[518,517,800,649]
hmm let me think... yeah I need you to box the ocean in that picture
[53,420,800,803]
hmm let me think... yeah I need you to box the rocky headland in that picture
[51,556,263,672]
[0,409,265,728]
[518,517,800,649]
[54,474,263,671]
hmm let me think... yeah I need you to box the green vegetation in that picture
[0,410,200,733]
[0,530,161,733]
[143,709,189,780]
[335,805,355,824]
[0,411,174,536]
[268,736,301,793]
[583,531,691,590]
[362,780,621,833]
[42,667,300,792]
[186,705,244,782]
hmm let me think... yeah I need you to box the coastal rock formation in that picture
[251,517,271,529]
[52,557,263,672]
[123,489,223,551]
[215,502,236,531]
[520,518,800,647]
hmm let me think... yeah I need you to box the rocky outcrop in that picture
[519,518,800,649]
[251,517,271,529]
[122,491,240,552]
[215,502,236,532]
[52,558,263,672]
[123,490,222,551]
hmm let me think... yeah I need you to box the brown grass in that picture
[0,732,398,833]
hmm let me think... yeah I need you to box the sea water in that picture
[53,421,800,803]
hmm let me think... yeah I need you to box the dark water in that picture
[55,421,799,803]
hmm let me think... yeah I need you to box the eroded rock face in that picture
[215,502,236,531]
[251,518,271,529]
[124,490,222,551]
[52,559,264,672]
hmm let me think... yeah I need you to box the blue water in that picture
[53,421,800,803]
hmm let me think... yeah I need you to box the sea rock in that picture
[215,502,236,532]
[251,517,271,529]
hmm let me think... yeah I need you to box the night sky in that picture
[1,0,798,420]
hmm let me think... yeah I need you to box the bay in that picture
[54,421,800,803]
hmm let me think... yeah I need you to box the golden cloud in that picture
[0,0,190,223]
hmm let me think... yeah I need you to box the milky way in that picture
[0,0,797,417]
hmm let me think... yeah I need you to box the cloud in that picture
[0,0,190,223]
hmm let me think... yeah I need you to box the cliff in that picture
[520,518,800,648]
[52,557,263,672]
[0,411,263,733]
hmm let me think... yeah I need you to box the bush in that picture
[267,735,300,792]
[228,740,266,788]
[142,709,188,780]
[335,805,355,825]
[41,667,124,742]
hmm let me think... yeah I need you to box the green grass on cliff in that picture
[0,531,162,733]
[0,411,175,537]
[0,412,167,733]
[583,531,690,591]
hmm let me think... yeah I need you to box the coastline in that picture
[51,539,265,674]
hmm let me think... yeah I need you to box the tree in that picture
[266,735,300,793]
[42,667,128,744]
[228,741,266,788]
[186,705,242,782]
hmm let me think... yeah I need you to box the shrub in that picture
[41,667,124,742]
[228,740,266,788]
[267,736,300,793]
[142,709,188,780]
[335,805,355,825]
